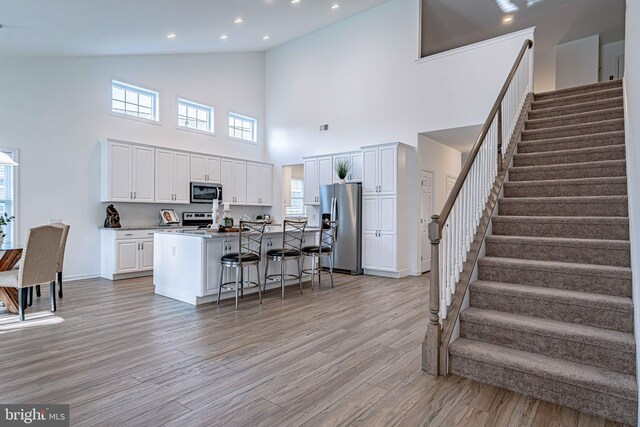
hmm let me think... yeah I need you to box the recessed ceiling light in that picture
[262,35,271,40]
[220,34,229,40]
[331,3,340,9]
[166,33,177,39]
[234,17,244,24]
[502,15,513,23]
[291,0,300,3]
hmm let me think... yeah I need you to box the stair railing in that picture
[423,39,533,375]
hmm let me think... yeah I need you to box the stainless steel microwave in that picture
[190,182,223,204]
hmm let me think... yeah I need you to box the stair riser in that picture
[486,239,630,267]
[509,165,627,181]
[478,263,631,297]
[470,290,633,332]
[528,98,623,120]
[492,220,630,240]
[534,82,622,101]
[449,353,636,425]
[504,182,627,198]
[513,148,626,167]
[499,200,628,217]
[525,109,624,130]
[532,88,623,108]
[460,321,635,375]
[522,121,624,141]
[518,135,625,154]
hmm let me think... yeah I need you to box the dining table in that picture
[0,244,23,314]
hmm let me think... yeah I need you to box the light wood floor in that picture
[0,273,624,427]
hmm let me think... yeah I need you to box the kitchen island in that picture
[153,227,319,305]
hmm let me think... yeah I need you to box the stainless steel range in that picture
[182,212,213,229]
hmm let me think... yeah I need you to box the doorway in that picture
[421,170,434,273]
[282,164,305,218]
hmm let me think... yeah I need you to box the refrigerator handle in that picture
[331,197,337,221]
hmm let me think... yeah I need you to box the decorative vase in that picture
[338,178,346,184]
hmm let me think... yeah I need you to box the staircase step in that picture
[498,195,628,217]
[448,339,637,425]
[460,308,636,375]
[532,87,623,111]
[518,131,625,154]
[469,280,634,332]
[492,215,629,240]
[509,160,626,181]
[525,107,624,131]
[528,97,624,120]
[521,119,624,141]
[533,79,622,101]
[513,144,626,167]
[485,235,630,267]
[477,257,632,297]
[503,177,627,197]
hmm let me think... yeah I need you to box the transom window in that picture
[111,80,159,121]
[286,178,305,216]
[228,112,257,143]
[178,99,214,133]
[0,149,17,246]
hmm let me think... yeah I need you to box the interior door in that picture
[132,146,155,202]
[173,152,190,203]
[155,149,174,203]
[109,142,133,202]
[421,170,434,273]
[446,174,457,199]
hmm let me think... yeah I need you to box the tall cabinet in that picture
[361,142,413,278]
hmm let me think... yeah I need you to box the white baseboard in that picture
[64,273,101,282]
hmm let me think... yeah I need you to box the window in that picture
[111,80,159,121]
[178,99,214,133]
[228,112,257,143]
[286,178,305,216]
[0,149,17,246]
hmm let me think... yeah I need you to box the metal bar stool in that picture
[217,220,266,310]
[302,220,337,289]
[263,219,307,299]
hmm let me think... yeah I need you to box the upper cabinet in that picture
[221,159,248,205]
[247,163,273,206]
[333,152,363,183]
[362,145,397,195]
[303,156,333,205]
[191,154,220,183]
[155,149,190,204]
[101,140,155,203]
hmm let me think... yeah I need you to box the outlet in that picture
[49,218,62,224]
[319,124,329,132]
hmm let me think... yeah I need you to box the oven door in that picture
[190,183,222,204]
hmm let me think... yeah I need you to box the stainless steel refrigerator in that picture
[319,183,363,275]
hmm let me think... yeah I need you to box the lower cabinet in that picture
[101,229,156,280]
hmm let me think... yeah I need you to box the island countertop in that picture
[154,226,321,239]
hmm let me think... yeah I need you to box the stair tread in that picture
[533,86,623,106]
[529,97,623,117]
[534,79,622,99]
[478,256,632,278]
[504,176,627,187]
[461,308,635,352]
[500,195,627,205]
[525,107,624,126]
[522,118,624,135]
[514,144,626,160]
[449,338,637,400]
[518,131,625,152]
[492,215,629,225]
[510,159,626,172]
[471,280,633,312]
[486,234,629,248]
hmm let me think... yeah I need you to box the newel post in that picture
[422,214,441,375]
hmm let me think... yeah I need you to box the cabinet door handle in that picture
[133,192,136,199]
[130,192,133,199]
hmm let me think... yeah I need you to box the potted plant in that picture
[0,212,15,246]
[334,158,351,184]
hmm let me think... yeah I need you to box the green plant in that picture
[0,212,14,238]
[334,158,351,180]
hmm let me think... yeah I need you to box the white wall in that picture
[0,53,266,279]
[624,0,640,422]
[555,35,600,90]
[601,40,626,81]
[418,136,462,214]
[534,46,557,92]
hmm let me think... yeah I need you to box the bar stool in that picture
[263,219,307,299]
[302,220,337,289]
[217,220,266,310]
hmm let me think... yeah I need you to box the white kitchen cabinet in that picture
[101,229,158,280]
[191,154,220,183]
[155,149,190,204]
[246,163,260,205]
[362,145,396,195]
[362,196,397,272]
[101,140,155,203]
[303,156,332,205]
[221,159,247,205]
[258,164,273,206]
[333,152,363,183]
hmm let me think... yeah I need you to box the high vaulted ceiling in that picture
[0,0,390,57]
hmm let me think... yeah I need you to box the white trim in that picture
[176,126,217,138]
[0,147,19,246]
[63,273,101,282]
[227,110,258,144]
[176,97,216,135]
[416,27,535,64]
[108,76,162,125]
[108,111,162,126]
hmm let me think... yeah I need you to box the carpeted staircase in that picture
[447,79,637,425]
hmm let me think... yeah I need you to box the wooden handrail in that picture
[437,39,533,236]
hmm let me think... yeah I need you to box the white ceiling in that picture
[0,0,389,57]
